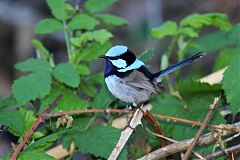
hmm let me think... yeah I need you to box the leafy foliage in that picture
[35,18,63,34]
[97,14,128,26]
[151,21,177,39]
[3,0,240,159]
[0,110,24,135]
[222,54,240,113]
[64,126,127,160]
[67,14,99,30]
[53,63,80,87]
[12,72,52,105]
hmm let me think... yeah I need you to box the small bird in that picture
[101,45,205,107]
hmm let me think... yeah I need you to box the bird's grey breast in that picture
[105,75,152,106]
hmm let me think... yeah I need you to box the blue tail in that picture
[154,52,205,79]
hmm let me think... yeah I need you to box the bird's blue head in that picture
[101,45,145,77]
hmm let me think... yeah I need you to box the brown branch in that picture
[205,144,240,160]
[183,96,220,160]
[11,95,62,160]
[143,111,171,147]
[138,122,240,160]
[43,108,240,133]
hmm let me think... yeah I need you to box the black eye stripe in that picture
[107,49,136,66]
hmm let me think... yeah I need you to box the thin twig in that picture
[205,144,240,159]
[138,122,240,160]
[146,128,205,159]
[11,95,62,160]
[183,96,220,160]
[43,108,240,133]
[108,107,145,160]
[146,127,177,143]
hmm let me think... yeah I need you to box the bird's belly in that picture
[105,75,151,106]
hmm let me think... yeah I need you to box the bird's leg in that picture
[123,104,144,131]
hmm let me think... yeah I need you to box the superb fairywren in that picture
[101,45,205,107]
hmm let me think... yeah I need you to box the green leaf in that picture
[46,0,67,20]
[53,63,80,87]
[151,21,177,39]
[40,88,89,112]
[32,39,50,60]
[19,108,37,136]
[76,65,90,75]
[213,48,240,71]
[74,126,127,160]
[179,27,199,38]
[67,14,99,30]
[222,54,240,113]
[0,110,24,135]
[92,84,115,109]
[151,93,224,140]
[24,131,64,152]
[180,13,231,31]
[71,29,113,47]
[97,14,127,26]
[76,42,112,62]
[138,48,154,62]
[177,80,221,98]
[12,72,52,105]
[35,18,63,34]
[84,0,117,13]
[0,96,16,109]
[15,58,51,73]
[18,151,54,160]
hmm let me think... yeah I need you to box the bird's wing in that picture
[123,70,158,94]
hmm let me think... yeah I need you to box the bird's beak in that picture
[99,55,106,59]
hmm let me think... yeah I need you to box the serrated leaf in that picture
[180,13,231,31]
[84,0,117,13]
[213,48,240,71]
[46,0,67,20]
[138,48,154,62]
[97,14,127,26]
[76,65,90,75]
[71,29,113,47]
[0,110,24,135]
[35,18,63,34]
[0,96,16,109]
[18,151,54,160]
[53,63,80,87]
[74,126,127,160]
[151,21,177,39]
[32,39,50,60]
[92,84,115,109]
[40,88,89,112]
[76,42,112,62]
[24,131,64,152]
[67,14,99,30]
[222,54,240,113]
[15,58,51,73]
[12,72,52,105]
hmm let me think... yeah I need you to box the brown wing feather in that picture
[123,70,158,94]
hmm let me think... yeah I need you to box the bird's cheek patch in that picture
[110,59,127,68]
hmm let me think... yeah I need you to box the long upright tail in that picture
[153,52,206,80]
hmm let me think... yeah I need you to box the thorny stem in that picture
[43,108,240,133]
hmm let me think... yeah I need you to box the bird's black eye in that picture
[119,49,136,66]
